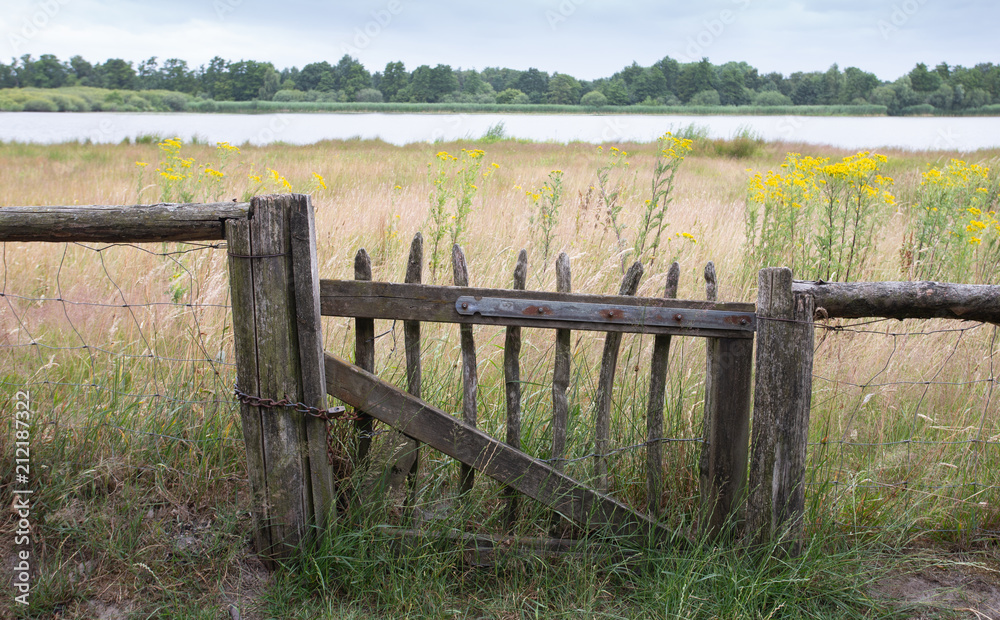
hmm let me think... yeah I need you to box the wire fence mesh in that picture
[2,238,997,541]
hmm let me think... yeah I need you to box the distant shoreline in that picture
[4,86,1000,117]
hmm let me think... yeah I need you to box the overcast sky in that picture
[2,0,996,81]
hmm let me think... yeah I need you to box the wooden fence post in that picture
[747,267,815,554]
[646,262,680,516]
[354,250,375,466]
[594,261,643,492]
[402,233,423,511]
[550,252,572,474]
[700,262,754,537]
[226,194,333,564]
[453,244,479,494]
[504,249,529,526]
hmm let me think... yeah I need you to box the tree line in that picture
[3,53,999,115]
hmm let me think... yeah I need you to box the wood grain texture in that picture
[646,261,679,516]
[504,249,528,526]
[324,354,675,546]
[225,217,268,557]
[0,202,249,242]
[594,261,643,491]
[289,194,336,527]
[320,280,754,339]
[401,233,424,509]
[792,280,1000,324]
[747,268,815,555]
[453,245,478,494]
[700,337,753,538]
[551,253,572,473]
[354,249,375,465]
[227,195,311,562]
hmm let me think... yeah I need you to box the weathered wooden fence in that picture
[4,194,998,564]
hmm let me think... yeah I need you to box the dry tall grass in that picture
[1,136,997,539]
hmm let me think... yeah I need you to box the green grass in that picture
[2,138,999,617]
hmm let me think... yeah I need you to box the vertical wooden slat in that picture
[701,248,754,542]
[289,195,336,527]
[645,261,679,516]
[226,194,310,563]
[551,252,572,472]
[402,233,423,509]
[594,261,643,491]
[747,267,815,555]
[225,216,268,557]
[503,249,529,526]
[354,249,375,466]
[699,262,717,531]
[453,244,478,494]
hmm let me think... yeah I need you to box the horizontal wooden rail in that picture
[0,203,251,242]
[320,280,756,338]
[324,353,674,545]
[793,280,1000,324]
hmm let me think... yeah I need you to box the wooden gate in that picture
[227,194,757,561]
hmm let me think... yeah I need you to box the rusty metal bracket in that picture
[455,296,756,333]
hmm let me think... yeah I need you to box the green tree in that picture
[601,78,629,105]
[654,56,681,96]
[335,55,371,99]
[631,67,667,103]
[909,63,942,92]
[717,65,749,105]
[199,56,230,99]
[160,58,196,94]
[496,88,528,104]
[689,89,721,106]
[676,58,714,102]
[298,61,334,91]
[0,61,15,88]
[516,68,548,103]
[258,67,280,100]
[227,60,274,101]
[379,61,408,101]
[100,58,136,90]
[547,72,581,104]
[427,64,458,101]
[68,55,96,86]
[790,73,823,105]
[580,90,608,107]
[481,67,520,92]
[841,67,880,103]
[30,54,68,88]
[136,56,160,90]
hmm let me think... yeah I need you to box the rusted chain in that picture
[233,384,363,464]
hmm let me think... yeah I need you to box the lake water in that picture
[2,111,999,151]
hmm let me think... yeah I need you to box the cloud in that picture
[1,0,997,83]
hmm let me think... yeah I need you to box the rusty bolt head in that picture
[461,302,468,310]
[674,313,683,322]
[740,318,749,326]
[538,307,545,314]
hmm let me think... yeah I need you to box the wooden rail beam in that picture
[320,280,755,338]
[793,280,1000,324]
[0,203,250,242]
